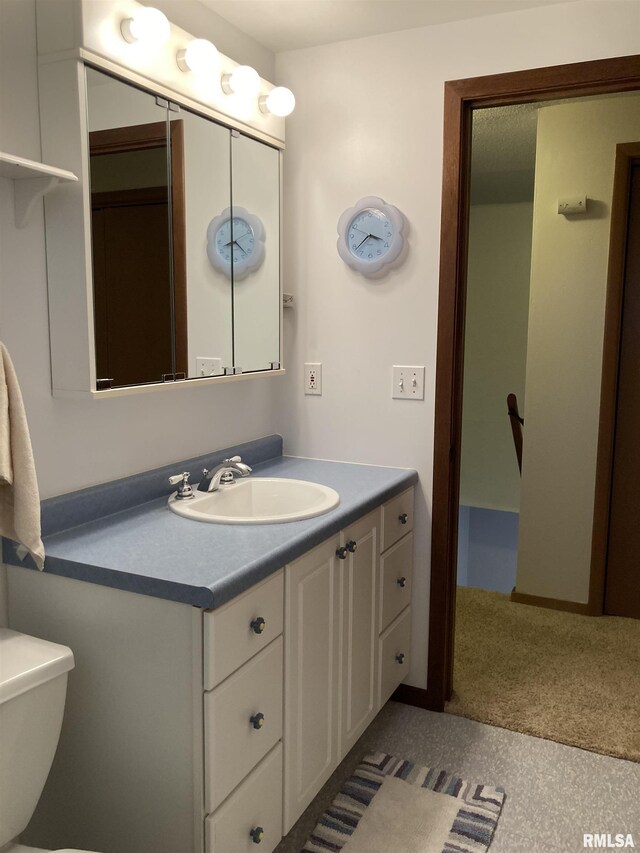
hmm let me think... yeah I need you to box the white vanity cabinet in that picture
[378,488,414,706]
[200,568,289,853]
[6,488,414,853]
[283,496,414,833]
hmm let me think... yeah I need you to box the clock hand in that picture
[354,234,370,251]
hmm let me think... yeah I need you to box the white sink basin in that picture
[168,478,340,524]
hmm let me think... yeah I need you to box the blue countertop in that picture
[4,438,417,609]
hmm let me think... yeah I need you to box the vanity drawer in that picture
[378,606,411,709]
[205,742,283,853]
[205,636,283,813]
[204,570,284,690]
[381,488,414,552]
[380,532,413,633]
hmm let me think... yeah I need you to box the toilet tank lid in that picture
[0,627,74,705]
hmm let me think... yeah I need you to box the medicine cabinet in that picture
[35,0,285,398]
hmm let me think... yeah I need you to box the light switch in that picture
[392,365,425,400]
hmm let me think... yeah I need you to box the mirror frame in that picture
[392,53,640,714]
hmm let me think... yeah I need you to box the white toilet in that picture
[0,627,99,853]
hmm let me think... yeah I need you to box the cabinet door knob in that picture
[250,616,266,634]
[396,576,407,588]
[250,826,265,844]
[346,539,357,553]
[336,546,348,560]
[250,712,265,730]
[398,512,408,525]
[395,652,405,665]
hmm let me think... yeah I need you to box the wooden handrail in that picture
[507,392,524,474]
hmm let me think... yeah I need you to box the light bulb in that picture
[121,7,170,45]
[176,39,219,74]
[221,65,261,98]
[259,86,296,117]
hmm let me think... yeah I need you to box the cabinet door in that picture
[339,509,380,758]
[284,535,341,833]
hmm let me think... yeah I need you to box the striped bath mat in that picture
[302,752,505,853]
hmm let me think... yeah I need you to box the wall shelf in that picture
[0,152,78,228]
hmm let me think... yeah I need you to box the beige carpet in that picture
[446,586,640,762]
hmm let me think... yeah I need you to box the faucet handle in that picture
[226,455,242,463]
[169,472,194,500]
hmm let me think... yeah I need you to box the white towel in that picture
[0,343,44,569]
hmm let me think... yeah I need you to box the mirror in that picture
[85,67,281,389]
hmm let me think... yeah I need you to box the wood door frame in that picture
[593,143,640,616]
[89,120,188,376]
[413,55,640,714]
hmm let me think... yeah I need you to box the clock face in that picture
[337,196,406,277]
[215,217,256,266]
[206,207,265,280]
[347,208,394,263]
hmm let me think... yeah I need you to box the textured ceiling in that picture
[201,0,572,53]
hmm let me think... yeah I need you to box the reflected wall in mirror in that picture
[458,89,640,612]
[231,132,280,372]
[85,67,281,390]
[172,106,232,379]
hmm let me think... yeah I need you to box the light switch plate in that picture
[304,363,322,395]
[392,365,425,400]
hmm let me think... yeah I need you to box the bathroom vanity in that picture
[6,437,416,853]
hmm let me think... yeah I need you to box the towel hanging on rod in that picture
[0,342,44,569]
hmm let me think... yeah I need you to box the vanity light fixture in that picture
[120,7,170,46]
[176,39,219,74]
[259,86,296,117]
[221,65,261,98]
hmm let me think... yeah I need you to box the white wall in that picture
[276,1,640,688]
[516,94,640,604]
[1,0,638,667]
[460,201,532,512]
[140,0,275,81]
[0,0,284,624]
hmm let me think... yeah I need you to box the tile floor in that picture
[275,702,640,853]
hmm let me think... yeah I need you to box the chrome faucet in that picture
[197,455,252,492]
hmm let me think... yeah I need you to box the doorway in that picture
[425,54,640,716]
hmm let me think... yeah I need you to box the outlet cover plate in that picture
[392,365,425,400]
[304,362,322,395]
[196,357,223,377]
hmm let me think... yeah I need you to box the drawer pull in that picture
[250,712,265,730]
[397,576,407,588]
[395,652,406,665]
[250,616,266,635]
[398,512,408,525]
[336,546,348,560]
[346,539,357,553]
[250,826,265,844]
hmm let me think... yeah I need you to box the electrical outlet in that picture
[392,365,425,400]
[196,357,223,377]
[304,363,322,395]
